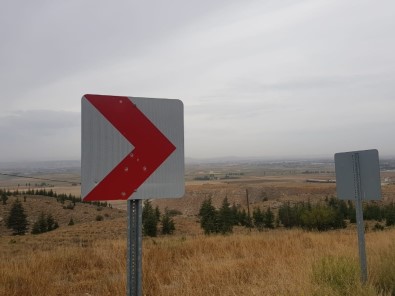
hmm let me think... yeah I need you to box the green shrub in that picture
[373,223,385,231]
[63,203,74,210]
[166,209,182,217]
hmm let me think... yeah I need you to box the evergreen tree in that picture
[264,207,275,229]
[199,198,219,234]
[142,200,159,237]
[161,211,175,235]
[348,201,356,223]
[31,221,41,234]
[1,192,8,205]
[32,213,59,234]
[38,212,48,233]
[279,202,295,228]
[230,203,239,225]
[253,207,265,231]
[238,208,251,227]
[385,203,395,226]
[218,197,233,234]
[155,206,161,221]
[46,214,56,231]
[6,199,28,235]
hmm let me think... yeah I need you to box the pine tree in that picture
[32,213,59,234]
[38,212,48,233]
[231,202,239,225]
[1,192,8,205]
[31,221,41,234]
[46,214,56,231]
[385,203,395,226]
[161,211,175,235]
[264,207,275,229]
[6,199,28,235]
[142,200,158,237]
[348,201,356,223]
[155,206,161,221]
[199,198,219,234]
[219,197,233,234]
[238,208,250,227]
[253,207,265,231]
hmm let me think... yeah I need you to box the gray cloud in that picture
[0,0,239,107]
[0,110,80,161]
[1,0,394,161]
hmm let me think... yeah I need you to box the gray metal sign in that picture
[334,149,381,284]
[335,149,381,200]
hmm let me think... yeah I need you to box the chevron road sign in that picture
[81,94,184,201]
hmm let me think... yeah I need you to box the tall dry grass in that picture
[1,227,395,295]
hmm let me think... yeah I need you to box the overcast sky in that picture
[1,0,394,162]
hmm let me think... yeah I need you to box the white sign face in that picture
[334,149,381,200]
[81,94,184,201]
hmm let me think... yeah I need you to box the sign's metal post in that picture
[127,199,143,296]
[352,153,368,284]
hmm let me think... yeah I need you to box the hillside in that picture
[0,195,126,236]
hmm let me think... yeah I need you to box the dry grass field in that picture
[1,219,395,295]
[1,161,395,295]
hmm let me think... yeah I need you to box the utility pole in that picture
[246,189,252,230]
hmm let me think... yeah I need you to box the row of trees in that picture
[199,197,276,234]
[362,202,395,226]
[278,197,395,230]
[278,201,346,231]
[199,196,395,234]
[0,188,110,208]
[198,197,277,234]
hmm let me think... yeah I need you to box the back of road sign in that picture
[334,149,381,200]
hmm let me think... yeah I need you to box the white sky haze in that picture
[1,0,394,162]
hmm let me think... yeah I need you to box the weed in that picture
[312,256,376,296]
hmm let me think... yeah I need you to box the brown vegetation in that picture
[1,164,395,295]
[1,218,395,295]
[0,195,126,236]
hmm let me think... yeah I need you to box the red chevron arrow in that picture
[83,94,176,201]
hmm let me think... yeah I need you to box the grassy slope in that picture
[1,220,395,295]
[1,174,395,295]
[0,195,126,236]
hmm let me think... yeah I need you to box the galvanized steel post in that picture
[352,153,368,284]
[127,199,143,296]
